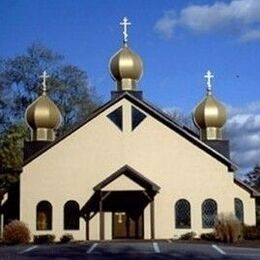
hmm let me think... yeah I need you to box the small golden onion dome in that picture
[25,71,62,142]
[25,94,62,141]
[194,95,227,129]
[109,45,143,91]
[26,95,62,129]
[193,70,227,140]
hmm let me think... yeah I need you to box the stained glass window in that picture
[36,201,52,230]
[234,198,244,223]
[175,199,191,228]
[202,199,217,228]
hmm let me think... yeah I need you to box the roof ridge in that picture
[23,92,237,171]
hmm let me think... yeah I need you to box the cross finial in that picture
[39,70,50,95]
[120,17,131,45]
[204,70,214,95]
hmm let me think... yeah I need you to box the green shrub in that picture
[214,213,242,243]
[60,233,74,243]
[3,220,31,245]
[179,231,196,240]
[33,234,55,244]
[243,225,260,240]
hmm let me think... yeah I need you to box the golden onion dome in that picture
[109,45,143,91]
[193,70,227,140]
[109,17,143,91]
[193,95,227,129]
[25,95,62,130]
[25,71,62,141]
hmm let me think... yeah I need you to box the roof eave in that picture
[23,91,237,172]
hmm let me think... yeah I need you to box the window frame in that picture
[175,199,191,229]
[64,200,80,230]
[36,200,52,230]
[202,199,217,228]
[234,198,244,224]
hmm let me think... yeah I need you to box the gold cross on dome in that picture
[120,17,131,44]
[204,70,214,95]
[40,70,50,94]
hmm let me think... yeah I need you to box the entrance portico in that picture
[81,165,160,240]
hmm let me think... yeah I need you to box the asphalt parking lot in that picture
[0,240,260,259]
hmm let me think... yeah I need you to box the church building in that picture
[5,18,259,240]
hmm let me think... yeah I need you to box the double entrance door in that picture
[112,211,143,239]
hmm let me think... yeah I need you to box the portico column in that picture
[150,199,155,239]
[85,213,89,240]
[99,191,105,240]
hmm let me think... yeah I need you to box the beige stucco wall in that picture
[21,98,256,240]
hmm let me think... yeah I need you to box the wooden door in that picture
[112,211,143,239]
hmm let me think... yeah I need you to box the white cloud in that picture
[226,102,260,174]
[247,101,260,112]
[227,101,260,115]
[180,2,236,33]
[228,114,260,134]
[154,0,260,41]
[240,28,260,42]
[154,11,177,39]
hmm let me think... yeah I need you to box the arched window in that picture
[36,201,52,230]
[235,198,244,223]
[175,199,191,228]
[202,199,217,228]
[64,200,80,230]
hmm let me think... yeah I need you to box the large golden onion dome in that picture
[109,17,143,91]
[193,70,227,140]
[25,71,62,141]
[109,46,143,91]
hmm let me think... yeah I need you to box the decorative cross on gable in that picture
[120,17,131,44]
[204,70,214,95]
[40,70,50,94]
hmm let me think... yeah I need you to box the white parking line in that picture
[86,243,98,254]
[212,244,226,255]
[19,245,38,254]
[153,242,160,253]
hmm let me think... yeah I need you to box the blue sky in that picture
[1,0,260,175]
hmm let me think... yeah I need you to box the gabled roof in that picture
[23,91,237,171]
[93,165,160,192]
[234,177,260,197]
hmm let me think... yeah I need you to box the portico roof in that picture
[93,165,160,192]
